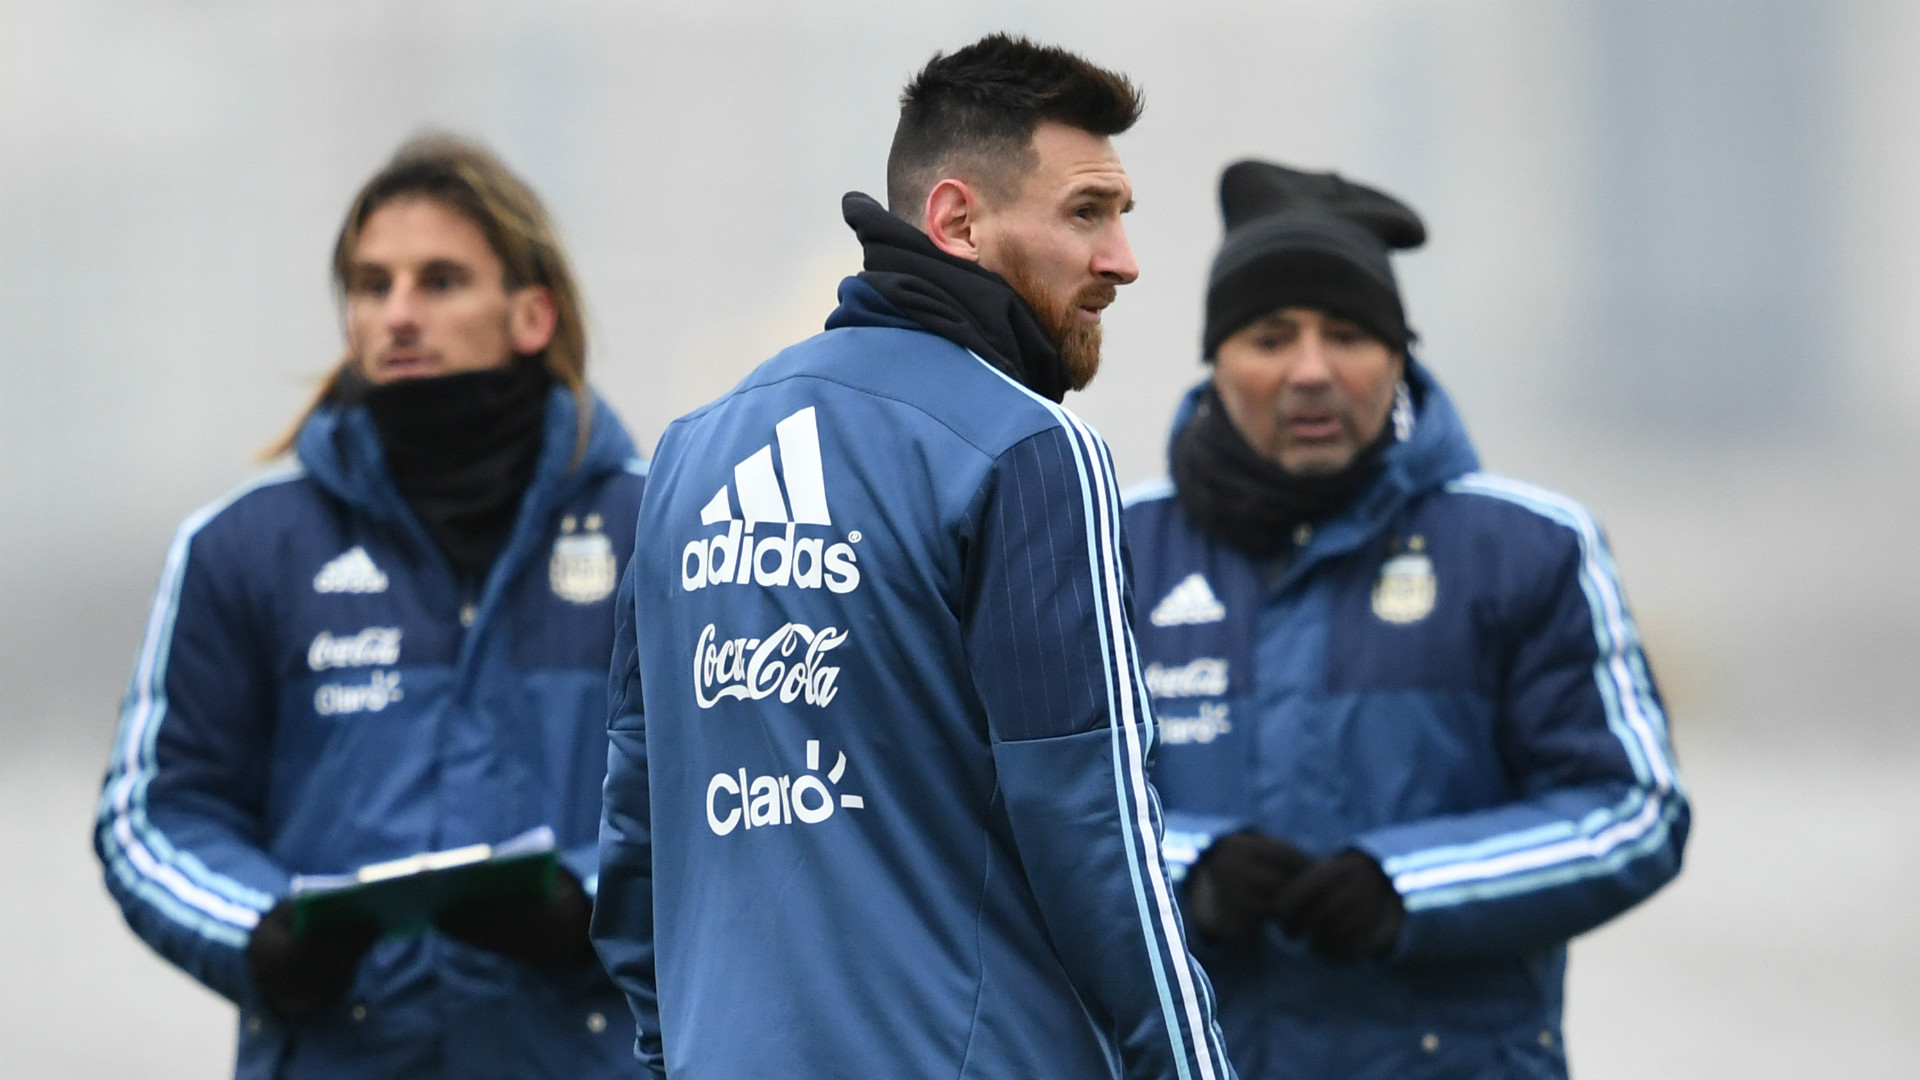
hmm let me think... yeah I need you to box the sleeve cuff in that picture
[1161,810,1253,885]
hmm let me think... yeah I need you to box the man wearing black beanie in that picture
[1123,160,1690,1079]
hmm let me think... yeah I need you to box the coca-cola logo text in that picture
[694,622,846,709]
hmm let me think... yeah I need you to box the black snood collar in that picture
[842,192,1072,403]
[1171,384,1394,558]
[341,355,551,581]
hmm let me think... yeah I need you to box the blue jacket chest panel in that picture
[1323,519,1506,697]
[1129,495,1515,846]
[231,470,640,860]
[269,478,641,675]
[504,482,642,671]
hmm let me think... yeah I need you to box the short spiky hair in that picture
[887,33,1142,217]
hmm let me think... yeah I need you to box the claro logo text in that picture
[707,740,865,836]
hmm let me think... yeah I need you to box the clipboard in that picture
[289,826,559,937]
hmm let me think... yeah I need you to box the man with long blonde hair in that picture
[96,134,650,1079]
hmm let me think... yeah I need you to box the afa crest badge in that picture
[550,513,617,604]
[1372,536,1436,625]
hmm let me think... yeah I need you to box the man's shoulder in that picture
[590,456,650,502]
[1432,472,1605,539]
[1119,476,1188,547]
[1121,476,1177,513]
[1423,472,1612,587]
[160,466,338,594]
[703,325,1077,462]
[180,465,320,548]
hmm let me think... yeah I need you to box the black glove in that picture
[247,899,381,1021]
[1184,831,1313,943]
[1272,850,1405,963]
[434,869,595,969]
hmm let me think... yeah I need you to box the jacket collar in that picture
[830,192,1073,403]
[825,275,924,333]
[296,383,638,564]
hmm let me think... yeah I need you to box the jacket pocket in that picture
[1496,1026,1569,1080]
[233,1011,293,1080]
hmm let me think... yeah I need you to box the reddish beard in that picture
[999,247,1116,391]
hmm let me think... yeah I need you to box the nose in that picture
[1094,221,1140,285]
[1288,328,1334,386]
[383,277,421,334]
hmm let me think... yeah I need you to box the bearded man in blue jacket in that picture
[593,34,1232,1080]
[1124,161,1690,1079]
[95,135,650,1079]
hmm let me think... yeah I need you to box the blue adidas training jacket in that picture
[593,278,1234,1080]
[1124,363,1689,1080]
[96,386,649,1079]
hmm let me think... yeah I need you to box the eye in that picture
[421,268,460,292]
[1253,324,1299,351]
[1324,321,1370,347]
[348,271,389,297]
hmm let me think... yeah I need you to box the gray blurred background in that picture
[3,1,1915,1076]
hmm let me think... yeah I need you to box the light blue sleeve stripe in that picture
[1391,784,1668,895]
[1085,422,1233,1075]
[1371,474,1682,902]
[98,845,252,948]
[99,468,303,941]
[1403,801,1685,913]
[971,357,1225,1080]
[1045,400,1193,1080]
[1093,443,1162,754]
[118,484,281,905]
[1445,474,1668,779]
[1381,791,1649,876]
[1448,473,1678,790]
[1059,409,1205,1080]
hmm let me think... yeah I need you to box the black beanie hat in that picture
[1203,160,1426,358]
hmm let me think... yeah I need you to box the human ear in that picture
[508,286,558,356]
[923,179,982,262]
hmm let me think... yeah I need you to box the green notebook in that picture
[289,826,558,937]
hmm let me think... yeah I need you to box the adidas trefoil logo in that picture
[314,546,390,594]
[681,406,863,594]
[1149,572,1225,627]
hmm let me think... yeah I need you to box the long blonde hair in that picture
[267,132,591,462]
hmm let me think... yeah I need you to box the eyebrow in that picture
[1073,182,1134,210]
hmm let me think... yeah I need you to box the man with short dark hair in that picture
[96,135,650,1079]
[1125,160,1690,1079]
[592,34,1232,1080]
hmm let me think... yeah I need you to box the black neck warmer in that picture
[1171,384,1393,557]
[341,356,552,581]
[842,192,1073,403]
